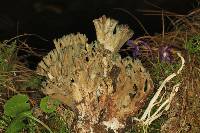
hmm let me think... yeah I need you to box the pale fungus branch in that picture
[93,15,134,52]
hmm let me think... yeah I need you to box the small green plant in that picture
[40,96,61,113]
[185,34,200,55]
[2,94,53,133]
[39,96,71,133]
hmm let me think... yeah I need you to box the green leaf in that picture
[40,96,60,113]
[5,117,25,133]
[4,94,30,117]
[5,111,32,133]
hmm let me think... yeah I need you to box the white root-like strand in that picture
[134,53,185,127]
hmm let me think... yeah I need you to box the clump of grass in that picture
[0,41,17,91]
[185,34,200,54]
[185,34,200,63]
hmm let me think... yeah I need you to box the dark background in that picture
[0,0,197,51]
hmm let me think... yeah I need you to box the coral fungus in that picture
[36,15,154,132]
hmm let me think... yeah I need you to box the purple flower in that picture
[132,45,140,57]
[126,40,140,58]
[126,40,152,58]
[126,40,135,47]
[159,45,173,62]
